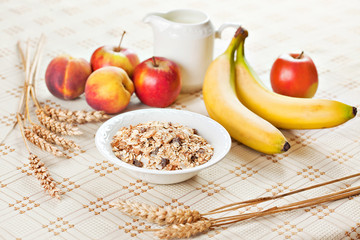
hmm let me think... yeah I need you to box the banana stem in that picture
[224,27,247,57]
[223,27,248,91]
[235,41,245,63]
[233,29,269,90]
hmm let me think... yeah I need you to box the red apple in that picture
[90,31,140,78]
[270,51,318,98]
[133,57,181,108]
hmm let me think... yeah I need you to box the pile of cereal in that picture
[111,121,214,170]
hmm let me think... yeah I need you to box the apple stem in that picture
[152,56,159,67]
[114,31,126,52]
[296,51,304,59]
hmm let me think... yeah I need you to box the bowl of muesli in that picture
[95,108,231,184]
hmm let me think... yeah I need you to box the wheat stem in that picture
[28,35,45,87]
[16,113,31,152]
[1,41,31,145]
[28,35,45,109]
[211,185,360,227]
[204,172,360,215]
[16,41,27,114]
[23,40,31,120]
[30,85,41,109]
[25,87,34,124]
[28,37,43,86]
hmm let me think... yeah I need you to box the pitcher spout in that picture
[143,12,170,33]
[143,12,165,24]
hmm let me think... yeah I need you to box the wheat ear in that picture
[154,220,212,239]
[36,108,82,135]
[31,123,80,150]
[110,200,202,225]
[24,127,65,157]
[29,153,61,199]
[17,113,61,199]
[43,105,110,124]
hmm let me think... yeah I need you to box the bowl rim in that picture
[95,108,231,176]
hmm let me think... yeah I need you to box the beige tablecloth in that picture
[1,0,360,239]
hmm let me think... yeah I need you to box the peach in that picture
[45,55,92,100]
[85,66,134,114]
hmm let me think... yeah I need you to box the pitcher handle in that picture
[215,23,241,39]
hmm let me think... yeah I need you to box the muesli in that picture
[111,121,214,170]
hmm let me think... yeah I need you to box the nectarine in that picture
[45,55,92,100]
[85,66,134,114]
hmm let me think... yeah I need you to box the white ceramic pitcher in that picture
[143,9,239,93]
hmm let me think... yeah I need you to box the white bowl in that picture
[95,109,231,184]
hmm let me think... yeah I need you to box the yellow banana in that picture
[202,28,290,154]
[235,27,357,129]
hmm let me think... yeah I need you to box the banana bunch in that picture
[202,26,357,154]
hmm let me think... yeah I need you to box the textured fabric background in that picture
[0,0,360,239]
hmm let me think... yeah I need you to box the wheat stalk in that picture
[28,153,61,199]
[148,186,360,239]
[17,38,83,137]
[204,172,360,215]
[31,123,80,150]
[210,185,360,227]
[24,127,65,157]
[0,41,33,144]
[154,220,212,239]
[117,173,360,239]
[17,113,61,199]
[110,200,202,225]
[36,108,82,135]
[43,104,110,124]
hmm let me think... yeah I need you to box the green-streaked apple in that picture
[133,57,181,108]
[90,31,140,78]
[270,51,318,98]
